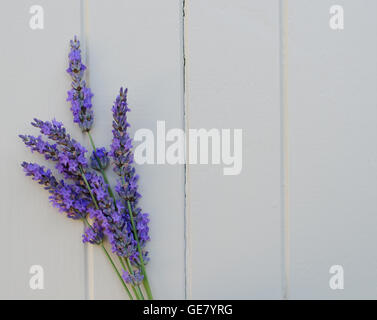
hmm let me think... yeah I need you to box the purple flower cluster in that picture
[66,36,94,132]
[90,147,109,171]
[20,117,144,261]
[82,221,104,245]
[110,88,150,251]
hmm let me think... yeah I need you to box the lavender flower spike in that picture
[110,87,133,177]
[22,163,81,219]
[22,162,104,242]
[66,36,94,132]
[110,88,150,254]
[19,135,59,162]
[31,118,88,179]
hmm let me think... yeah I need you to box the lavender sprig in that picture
[21,162,95,222]
[19,135,59,161]
[66,36,94,132]
[31,118,88,179]
[110,88,150,245]
[110,87,152,299]
[110,88,132,176]
[69,48,143,296]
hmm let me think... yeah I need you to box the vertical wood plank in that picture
[287,0,377,298]
[186,1,282,298]
[86,0,185,299]
[0,0,86,299]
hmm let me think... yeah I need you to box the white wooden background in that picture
[0,0,376,299]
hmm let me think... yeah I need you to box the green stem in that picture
[87,131,96,152]
[101,244,133,300]
[126,200,153,300]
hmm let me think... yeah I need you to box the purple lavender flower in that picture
[22,162,87,220]
[109,87,133,177]
[90,147,109,171]
[135,211,150,247]
[66,36,94,132]
[114,173,141,203]
[51,181,93,220]
[122,269,144,286]
[22,162,58,191]
[110,88,150,251]
[19,135,59,162]
[83,221,104,245]
[31,118,88,179]
[22,162,104,243]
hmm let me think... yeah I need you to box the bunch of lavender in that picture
[19,36,152,300]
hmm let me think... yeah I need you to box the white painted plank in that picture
[0,0,86,299]
[86,0,185,299]
[186,1,282,299]
[287,0,377,298]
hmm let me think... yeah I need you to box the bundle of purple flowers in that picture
[19,36,152,300]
